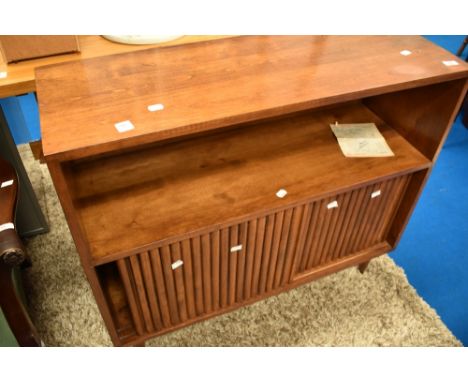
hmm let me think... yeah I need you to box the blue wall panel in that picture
[0,92,40,144]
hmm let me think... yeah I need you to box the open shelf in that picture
[96,262,136,340]
[70,101,430,263]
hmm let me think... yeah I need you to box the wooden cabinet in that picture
[96,174,412,341]
[35,36,468,345]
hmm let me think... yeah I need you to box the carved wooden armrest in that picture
[1,155,29,267]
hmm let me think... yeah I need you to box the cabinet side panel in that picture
[46,160,122,345]
[364,79,468,162]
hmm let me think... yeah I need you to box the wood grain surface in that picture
[36,35,468,161]
[72,101,430,262]
[36,36,468,346]
[0,35,231,98]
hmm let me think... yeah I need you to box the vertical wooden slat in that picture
[344,185,374,256]
[231,222,249,302]
[358,184,382,252]
[243,219,257,301]
[353,182,386,252]
[366,178,397,247]
[326,191,353,263]
[292,203,312,275]
[251,216,267,297]
[180,239,196,319]
[315,196,341,267]
[266,210,284,292]
[129,255,155,333]
[338,187,368,258]
[300,201,320,272]
[273,208,293,288]
[281,205,304,285]
[149,249,172,327]
[258,213,275,294]
[228,224,239,306]
[351,182,385,253]
[211,230,221,311]
[376,175,411,242]
[220,228,230,308]
[170,242,188,322]
[362,179,395,249]
[117,258,145,335]
[330,189,360,261]
[201,233,213,313]
[160,245,181,325]
[308,199,333,268]
[191,236,205,315]
[140,251,163,331]
[318,194,344,265]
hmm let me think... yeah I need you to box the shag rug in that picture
[18,145,460,346]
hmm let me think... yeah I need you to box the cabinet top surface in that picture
[36,35,468,161]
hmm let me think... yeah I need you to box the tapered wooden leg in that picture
[358,261,370,274]
[133,341,146,347]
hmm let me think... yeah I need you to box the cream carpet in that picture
[18,145,460,346]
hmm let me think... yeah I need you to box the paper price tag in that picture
[114,120,135,133]
[1,179,14,188]
[442,60,459,67]
[0,222,15,232]
[148,103,164,112]
[276,189,287,198]
[327,200,338,209]
[230,244,243,253]
[171,260,184,270]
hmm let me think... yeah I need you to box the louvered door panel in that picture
[114,204,307,336]
[293,174,411,278]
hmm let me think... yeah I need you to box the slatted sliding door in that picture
[292,174,411,278]
[113,205,306,336]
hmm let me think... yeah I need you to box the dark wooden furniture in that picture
[0,155,41,346]
[0,102,49,237]
[35,36,468,346]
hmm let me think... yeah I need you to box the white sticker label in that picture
[371,190,381,198]
[0,222,14,232]
[230,244,243,253]
[114,120,135,133]
[400,50,412,56]
[171,259,183,270]
[276,189,287,198]
[1,179,14,188]
[148,103,164,112]
[0,71,7,79]
[442,60,459,67]
[327,200,338,209]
